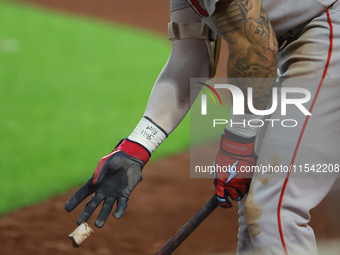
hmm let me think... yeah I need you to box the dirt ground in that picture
[1,0,340,254]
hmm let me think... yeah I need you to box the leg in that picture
[243,4,340,254]
[237,198,254,254]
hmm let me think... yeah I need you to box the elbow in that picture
[169,40,211,78]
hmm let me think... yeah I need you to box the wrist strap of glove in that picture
[220,131,255,157]
[128,116,168,154]
[117,139,150,165]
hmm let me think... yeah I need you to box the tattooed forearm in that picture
[212,3,245,34]
[212,0,278,110]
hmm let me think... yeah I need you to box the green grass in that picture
[0,1,190,215]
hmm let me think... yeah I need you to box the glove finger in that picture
[95,198,115,228]
[216,188,233,208]
[232,189,244,201]
[77,194,104,225]
[224,189,233,207]
[228,187,246,201]
[65,178,94,212]
[113,197,128,219]
[216,195,233,208]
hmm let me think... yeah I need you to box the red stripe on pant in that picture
[277,10,334,255]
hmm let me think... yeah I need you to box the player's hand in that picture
[214,131,257,208]
[65,139,150,228]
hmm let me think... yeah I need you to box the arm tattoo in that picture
[212,0,278,110]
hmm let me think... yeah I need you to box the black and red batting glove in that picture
[214,131,257,208]
[65,139,150,228]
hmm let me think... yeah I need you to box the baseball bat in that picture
[155,194,219,255]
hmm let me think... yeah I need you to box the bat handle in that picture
[155,194,219,255]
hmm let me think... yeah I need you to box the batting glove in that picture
[65,139,150,228]
[214,131,257,208]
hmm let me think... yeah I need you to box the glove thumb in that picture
[93,149,121,185]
